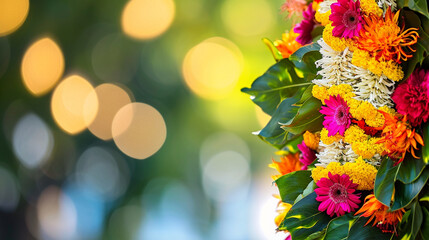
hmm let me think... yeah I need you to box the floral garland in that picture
[243,0,429,238]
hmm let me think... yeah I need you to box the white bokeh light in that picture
[12,113,54,169]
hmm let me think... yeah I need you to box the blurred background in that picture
[0,0,294,239]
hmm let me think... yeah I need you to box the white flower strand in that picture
[315,140,358,167]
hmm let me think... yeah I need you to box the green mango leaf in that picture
[396,153,426,184]
[294,180,317,204]
[257,92,302,149]
[241,58,309,115]
[391,167,429,210]
[276,170,312,204]
[296,84,314,105]
[323,214,357,240]
[420,206,429,240]
[306,230,326,240]
[421,122,429,164]
[398,0,429,20]
[280,192,331,240]
[347,217,393,240]
[374,158,399,206]
[263,38,283,62]
[398,201,423,240]
[281,96,323,135]
[289,43,322,77]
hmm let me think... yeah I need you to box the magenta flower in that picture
[293,3,316,45]
[392,69,429,127]
[329,0,363,38]
[320,95,351,136]
[315,172,361,217]
[297,140,316,170]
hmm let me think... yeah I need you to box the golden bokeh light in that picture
[84,84,132,140]
[255,106,271,127]
[221,0,274,36]
[112,103,167,160]
[182,37,243,100]
[21,38,65,96]
[121,0,175,40]
[51,75,98,135]
[0,0,29,36]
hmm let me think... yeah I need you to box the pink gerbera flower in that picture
[297,140,316,170]
[320,95,351,136]
[293,3,316,45]
[329,0,363,38]
[315,172,361,217]
[392,69,429,127]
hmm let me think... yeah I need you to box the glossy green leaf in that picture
[276,170,312,204]
[306,230,325,240]
[241,58,309,115]
[391,167,429,210]
[257,92,302,149]
[294,180,317,204]
[398,0,429,19]
[289,43,322,77]
[396,153,426,184]
[296,84,314,105]
[374,158,399,206]
[421,123,429,164]
[323,214,357,240]
[347,217,393,240]
[281,96,323,135]
[398,201,423,240]
[280,192,331,240]
[263,38,283,62]
[420,206,429,240]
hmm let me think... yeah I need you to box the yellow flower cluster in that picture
[303,131,320,150]
[344,125,367,144]
[313,84,395,128]
[322,23,357,52]
[352,137,384,159]
[311,157,377,190]
[351,49,404,81]
[315,10,331,26]
[320,128,344,145]
[360,0,383,16]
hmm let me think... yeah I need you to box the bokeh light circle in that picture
[182,37,243,100]
[12,113,54,169]
[37,186,77,240]
[121,0,175,40]
[76,147,130,200]
[84,84,132,140]
[0,167,20,211]
[21,37,65,96]
[112,103,167,160]
[51,75,98,135]
[0,0,29,36]
[221,0,274,36]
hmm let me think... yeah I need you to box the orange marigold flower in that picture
[303,131,320,150]
[269,152,302,180]
[377,112,424,163]
[355,194,405,233]
[274,30,302,58]
[357,8,419,64]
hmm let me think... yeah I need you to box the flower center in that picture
[342,10,358,29]
[334,106,349,126]
[329,183,348,203]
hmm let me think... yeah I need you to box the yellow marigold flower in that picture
[347,98,362,117]
[365,111,385,128]
[323,23,356,52]
[269,153,302,180]
[327,84,355,102]
[303,131,320,150]
[352,101,377,121]
[315,10,331,26]
[344,125,367,144]
[312,157,377,190]
[351,49,404,81]
[312,85,329,104]
[274,30,302,58]
[360,0,383,16]
[352,138,384,159]
[320,128,343,145]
